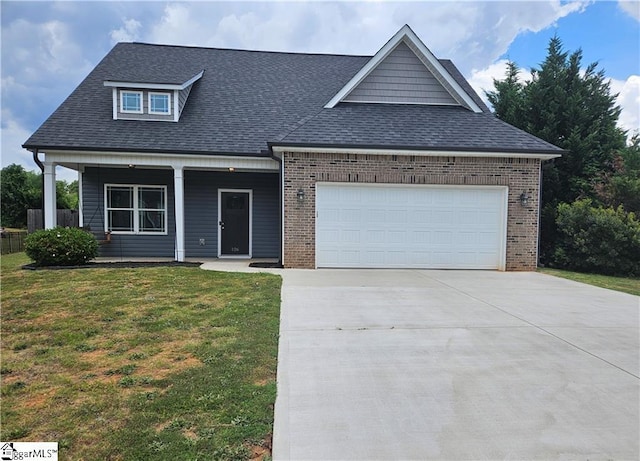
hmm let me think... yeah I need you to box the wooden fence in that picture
[1,230,28,255]
[27,209,79,234]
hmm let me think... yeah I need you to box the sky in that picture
[1,0,639,182]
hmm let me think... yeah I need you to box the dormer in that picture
[104,70,204,122]
[325,25,483,113]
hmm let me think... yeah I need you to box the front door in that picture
[218,190,251,257]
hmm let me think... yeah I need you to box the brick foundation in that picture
[283,152,541,271]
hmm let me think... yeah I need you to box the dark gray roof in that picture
[24,42,562,155]
[439,60,491,113]
[274,103,562,153]
[102,44,205,85]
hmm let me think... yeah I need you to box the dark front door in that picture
[220,191,250,256]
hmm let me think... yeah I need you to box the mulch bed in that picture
[22,261,202,270]
[248,262,283,268]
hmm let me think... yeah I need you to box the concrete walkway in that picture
[270,269,639,460]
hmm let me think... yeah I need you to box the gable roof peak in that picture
[324,24,484,113]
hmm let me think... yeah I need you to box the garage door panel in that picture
[364,230,385,243]
[339,209,361,222]
[341,229,360,243]
[316,184,506,269]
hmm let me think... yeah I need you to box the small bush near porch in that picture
[0,253,281,461]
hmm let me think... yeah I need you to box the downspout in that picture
[268,149,284,268]
[32,149,45,230]
[537,161,542,267]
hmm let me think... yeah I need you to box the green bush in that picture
[553,199,640,276]
[25,227,98,266]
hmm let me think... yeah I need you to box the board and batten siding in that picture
[184,171,280,259]
[343,41,458,105]
[82,167,176,257]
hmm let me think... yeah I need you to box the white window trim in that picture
[104,184,168,235]
[148,92,171,115]
[120,90,143,114]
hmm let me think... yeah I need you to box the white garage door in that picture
[316,183,507,269]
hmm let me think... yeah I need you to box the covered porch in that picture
[37,150,281,262]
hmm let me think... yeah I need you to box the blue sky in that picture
[1,1,638,181]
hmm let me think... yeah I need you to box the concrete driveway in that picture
[272,270,639,460]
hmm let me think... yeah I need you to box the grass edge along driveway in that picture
[539,267,640,296]
[1,253,281,461]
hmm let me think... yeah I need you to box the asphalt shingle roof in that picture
[24,42,562,156]
[275,103,562,153]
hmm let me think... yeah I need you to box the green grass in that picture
[539,267,640,296]
[1,252,281,460]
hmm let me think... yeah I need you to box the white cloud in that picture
[618,1,640,21]
[610,75,640,137]
[469,61,639,139]
[2,18,92,83]
[141,1,590,73]
[110,18,142,44]
[467,59,533,107]
[1,109,36,172]
[0,109,77,181]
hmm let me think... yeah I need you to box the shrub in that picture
[25,227,98,266]
[552,199,640,276]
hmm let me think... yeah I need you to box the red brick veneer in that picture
[283,152,541,271]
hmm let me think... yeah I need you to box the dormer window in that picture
[149,92,171,115]
[105,69,204,122]
[120,91,143,113]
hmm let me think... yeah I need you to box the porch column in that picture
[173,166,185,262]
[43,162,57,229]
[78,168,84,228]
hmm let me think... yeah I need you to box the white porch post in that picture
[43,162,57,229]
[78,168,84,228]
[173,166,185,262]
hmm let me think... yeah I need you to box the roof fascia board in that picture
[40,149,279,170]
[324,25,483,113]
[324,26,407,108]
[270,144,562,161]
[104,70,204,91]
[401,29,483,113]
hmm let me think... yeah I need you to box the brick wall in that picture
[283,152,541,271]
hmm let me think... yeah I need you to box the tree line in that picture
[1,164,79,228]
[488,36,640,275]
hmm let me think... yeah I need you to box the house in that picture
[23,25,562,270]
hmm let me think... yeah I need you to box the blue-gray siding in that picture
[116,89,175,121]
[83,167,176,257]
[344,41,458,105]
[82,167,279,259]
[184,171,279,258]
[178,84,193,117]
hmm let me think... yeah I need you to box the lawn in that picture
[0,252,281,461]
[539,267,640,296]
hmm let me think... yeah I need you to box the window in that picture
[105,184,167,234]
[149,92,171,115]
[120,91,142,113]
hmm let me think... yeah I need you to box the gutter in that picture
[31,149,45,230]
[269,142,564,161]
[268,149,284,268]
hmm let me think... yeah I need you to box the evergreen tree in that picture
[486,61,526,127]
[596,135,640,213]
[487,36,627,261]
